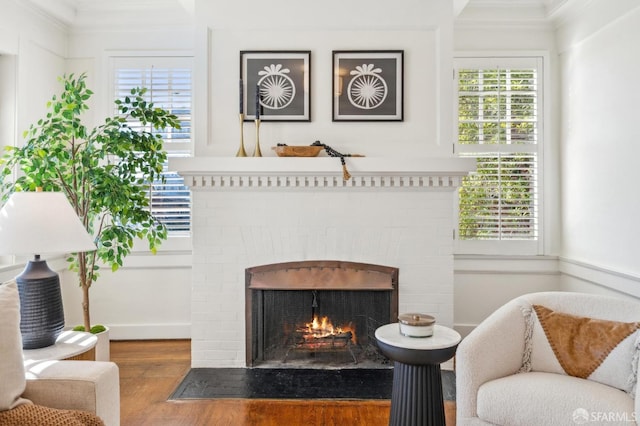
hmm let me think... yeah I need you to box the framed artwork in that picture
[332,50,404,122]
[240,50,311,122]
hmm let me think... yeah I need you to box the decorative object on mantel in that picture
[237,113,247,156]
[254,83,262,157]
[254,118,262,157]
[237,78,261,157]
[313,141,365,180]
[272,145,323,157]
[275,141,364,180]
[236,79,247,157]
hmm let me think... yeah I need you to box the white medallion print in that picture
[347,63,388,110]
[257,64,296,110]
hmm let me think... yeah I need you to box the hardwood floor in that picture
[110,339,456,426]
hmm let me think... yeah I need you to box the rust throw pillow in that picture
[519,303,640,395]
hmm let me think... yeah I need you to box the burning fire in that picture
[303,315,356,342]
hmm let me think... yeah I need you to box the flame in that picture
[303,315,356,342]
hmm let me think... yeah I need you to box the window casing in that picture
[0,55,17,267]
[454,56,543,255]
[110,56,193,237]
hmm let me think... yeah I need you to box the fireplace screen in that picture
[246,261,398,368]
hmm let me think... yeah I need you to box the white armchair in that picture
[23,359,120,426]
[456,291,640,426]
[0,280,120,426]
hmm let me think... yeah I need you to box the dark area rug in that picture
[170,368,455,401]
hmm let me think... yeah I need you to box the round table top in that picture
[375,323,461,351]
[23,330,98,362]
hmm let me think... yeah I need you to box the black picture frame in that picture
[240,50,311,122]
[332,50,404,122]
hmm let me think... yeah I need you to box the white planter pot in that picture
[94,327,110,361]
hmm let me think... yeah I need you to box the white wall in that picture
[195,0,455,158]
[58,0,459,339]
[63,28,195,339]
[454,255,560,337]
[60,254,192,339]
[4,0,639,341]
[557,0,640,299]
[0,0,67,150]
[0,1,69,325]
[0,54,16,152]
[450,1,640,328]
[204,29,444,157]
[0,2,195,340]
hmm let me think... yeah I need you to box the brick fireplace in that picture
[172,156,474,368]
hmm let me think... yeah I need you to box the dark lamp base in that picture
[16,258,65,349]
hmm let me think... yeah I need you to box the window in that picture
[111,57,192,235]
[454,57,543,254]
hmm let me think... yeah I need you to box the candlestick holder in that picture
[253,118,262,157]
[236,113,247,157]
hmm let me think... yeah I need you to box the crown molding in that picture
[20,0,193,32]
[456,0,572,27]
[20,0,76,27]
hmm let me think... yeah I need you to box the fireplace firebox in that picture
[246,261,399,367]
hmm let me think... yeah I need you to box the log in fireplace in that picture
[246,260,399,367]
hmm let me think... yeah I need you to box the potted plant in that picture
[0,73,181,354]
[72,324,110,361]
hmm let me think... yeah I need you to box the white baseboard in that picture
[454,324,475,340]
[442,359,455,371]
[106,323,191,340]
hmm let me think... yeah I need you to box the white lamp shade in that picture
[0,191,97,255]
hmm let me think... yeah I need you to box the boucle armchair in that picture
[456,291,640,426]
[1,280,120,426]
[22,359,120,425]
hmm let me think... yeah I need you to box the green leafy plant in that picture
[0,73,181,332]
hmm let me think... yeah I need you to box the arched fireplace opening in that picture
[246,260,399,368]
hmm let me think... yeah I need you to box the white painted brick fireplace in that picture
[173,157,474,368]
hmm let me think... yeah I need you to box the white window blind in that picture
[112,57,192,235]
[455,57,542,253]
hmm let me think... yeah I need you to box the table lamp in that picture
[0,191,96,349]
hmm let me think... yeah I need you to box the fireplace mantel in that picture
[171,157,475,189]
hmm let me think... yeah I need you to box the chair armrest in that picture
[636,355,640,422]
[456,299,527,420]
[23,360,120,426]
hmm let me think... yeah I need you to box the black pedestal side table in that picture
[375,323,461,426]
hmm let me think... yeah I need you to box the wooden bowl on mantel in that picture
[272,145,324,157]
